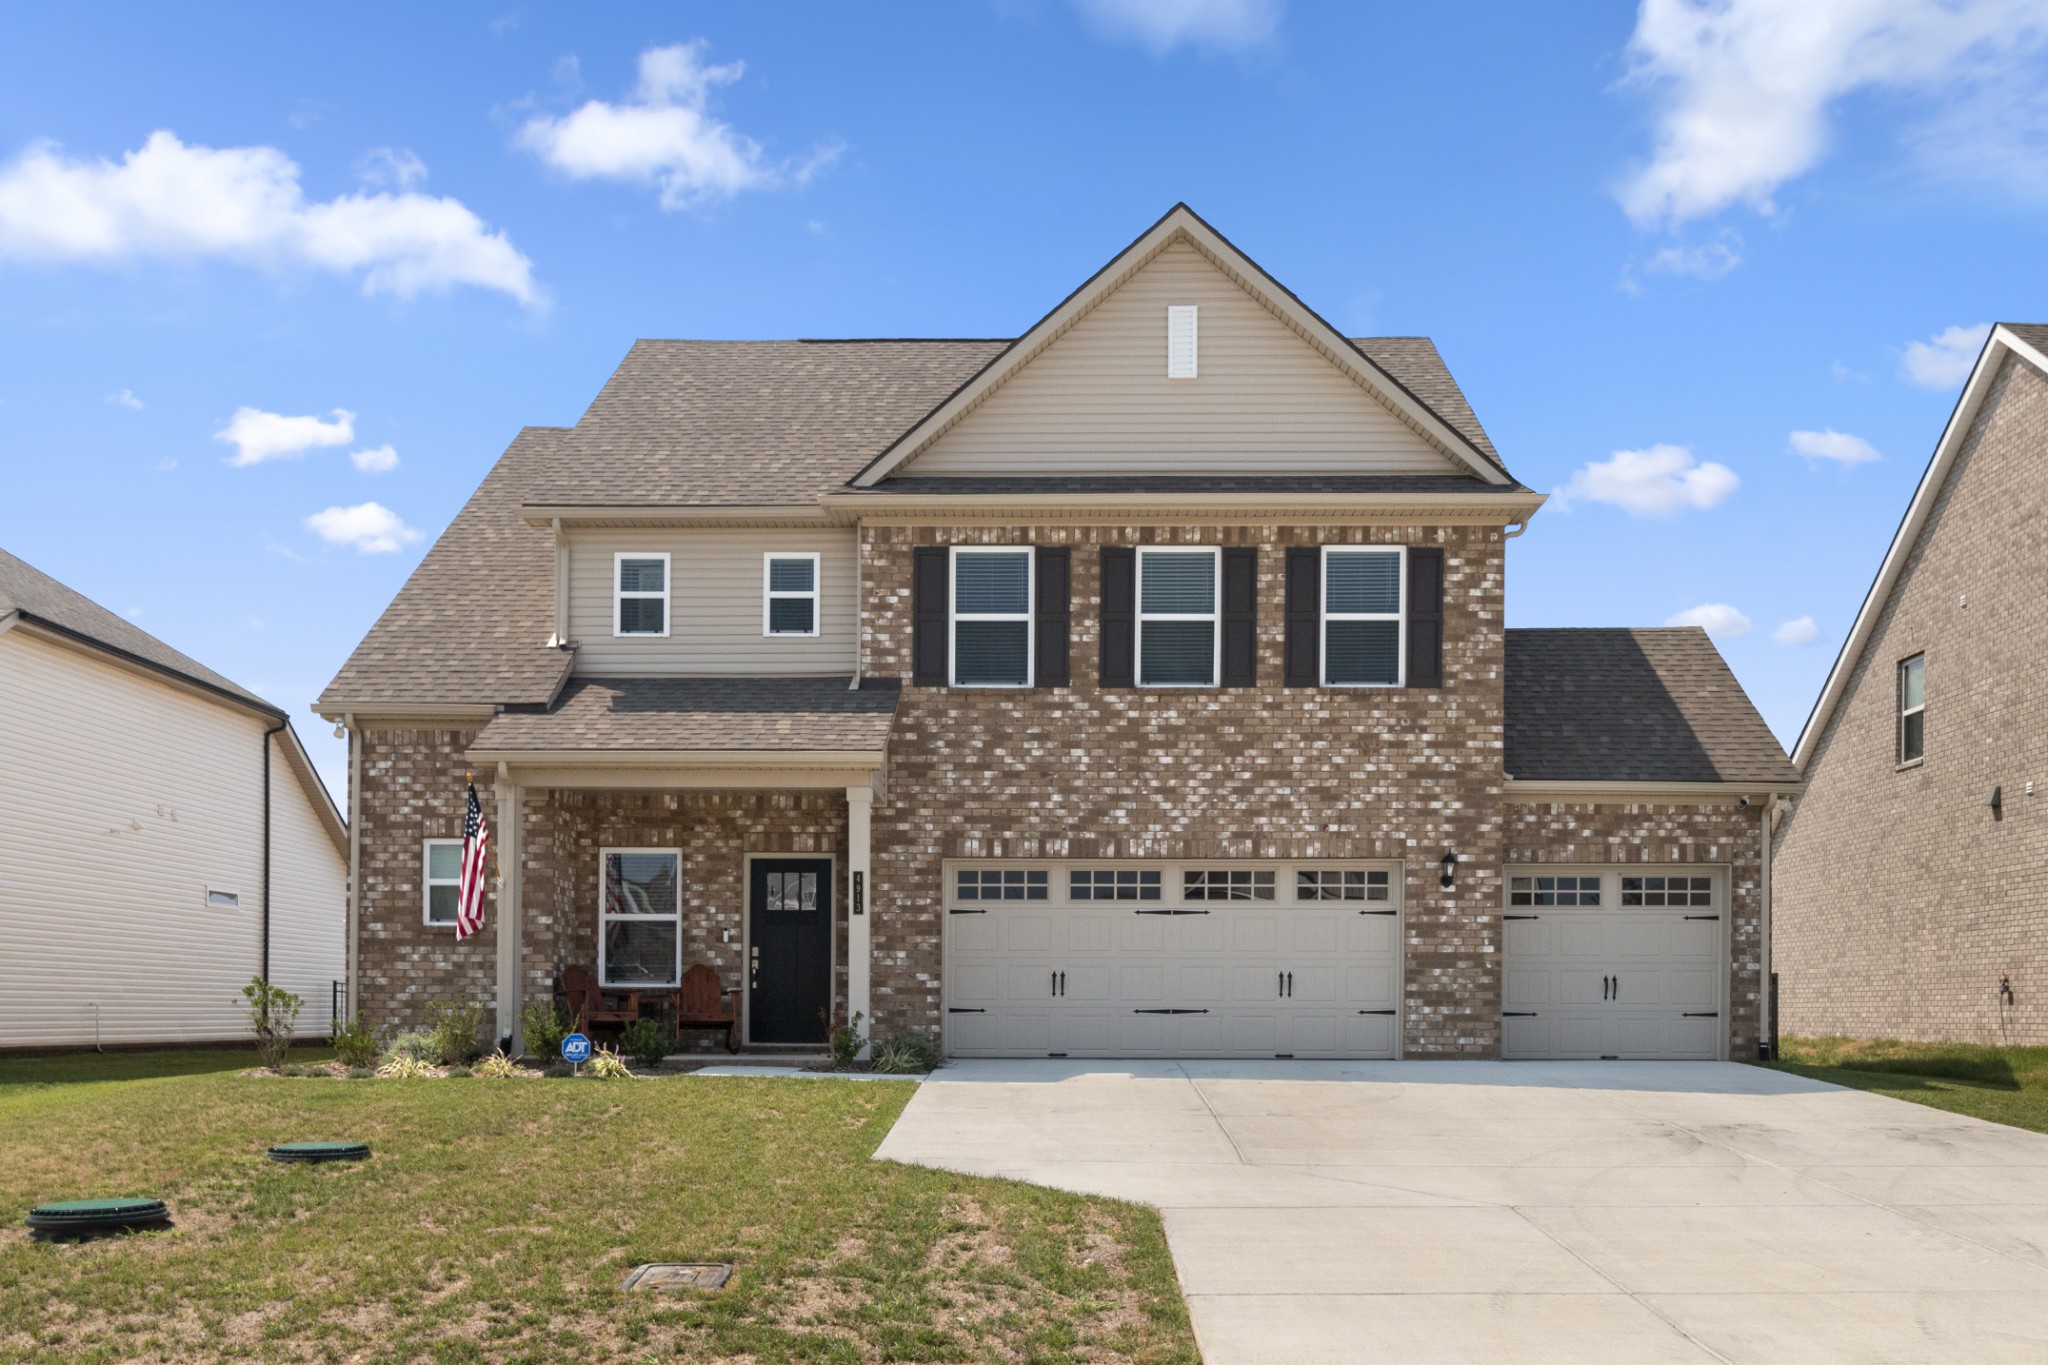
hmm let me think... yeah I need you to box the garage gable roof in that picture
[851,204,1513,489]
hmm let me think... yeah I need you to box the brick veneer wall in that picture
[1505,800,1767,1059]
[353,725,500,1030]
[861,521,1510,1057]
[1774,352,2048,1046]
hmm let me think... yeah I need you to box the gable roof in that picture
[851,204,1513,489]
[1,544,273,713]
[1791,323,2048,770]
[1505,628,1799,786]
[319,426,577,711]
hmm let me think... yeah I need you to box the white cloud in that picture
[1553,443,1740,517]
[154,457,177,472]
[1617,0,2048,228]
[1643,233,1742,280]
[517,42,838,210]
[104,387,143,409]
[305,501,422,554]
[1071,0,1283,55]
[354,146,428,190]
[1666,602,1753,637]
[1901,322,1992,388]
[216,406,355,466]
[1789,427,1881,466]
[349,443,399,473]
[0,130,540,306]
[1774,615,1820,644]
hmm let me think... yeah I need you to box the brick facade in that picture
[1774,352,2048,1046]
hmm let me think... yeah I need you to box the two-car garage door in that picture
[944,861,1401,1059]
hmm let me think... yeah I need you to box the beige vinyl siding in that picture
[0,631,346,1049]
[569,527,857,676]
[908,240,1459,477]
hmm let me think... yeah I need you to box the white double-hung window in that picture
[1138,547,1218,687]
[600,849,681,988]
[614,552,670,637]
[1323,547,1404,686]
[763,553,820,636]
[423,839,462,926]
[951,547,1033,686]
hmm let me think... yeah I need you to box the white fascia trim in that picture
[850,206,1512,489]
[1790,325,2046,770]
[820,490,1547,523]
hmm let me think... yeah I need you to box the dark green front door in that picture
[748,859,832,1045]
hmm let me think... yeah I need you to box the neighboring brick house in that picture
[1774,324,2048,1047]
[318,204,1798,1062]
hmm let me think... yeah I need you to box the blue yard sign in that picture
[561,1032,592,1065]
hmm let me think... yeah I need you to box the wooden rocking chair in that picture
[559,964,639,1033]
[674,963,742,1053]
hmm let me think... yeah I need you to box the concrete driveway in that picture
[873,1060,2048,1364]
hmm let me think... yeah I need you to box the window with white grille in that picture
[1297,869,1391,902]
[1619,875,1712,907]
[1509,875,1602,907]
[1184,869,1276,901]
[1070,868,1162,901]
[955,868,1049,901]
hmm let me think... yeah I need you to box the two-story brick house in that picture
[317,205,1799,1062]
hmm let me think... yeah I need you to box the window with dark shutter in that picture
[1283,547,1320,686]
[911,546,949,685]
[1221,547,1257,686]
[1406,547,1444,689]
[1035,547,1071,688]
[1099,547,1136,688]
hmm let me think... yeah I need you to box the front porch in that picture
[464,675,899,1056]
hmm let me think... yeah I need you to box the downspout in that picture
[261,717,288,993]
[345,713,361,1023]
[1759,794,1793,1060]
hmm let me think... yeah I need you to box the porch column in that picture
[493,772,523,1052]
[846,784,873,1055]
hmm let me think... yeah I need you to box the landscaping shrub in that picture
[377,1055,437,1079]
[428,1000,489,1066]
[445,1066,472,1078]
[621,1018,672,1069]
[382,1030,438,1065]
[330,1014,380,1069]
[829,1011,866,1069]
[542,1064,575,1079]
[242,976,304,1071]
[871,1033,943,1074]
[520,997,574,1062]
[345,1067,375,1080]
[585,1047,632,1080]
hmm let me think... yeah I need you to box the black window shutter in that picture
[1406,547,1445,689]
[1034,547,1070,688]
[1099,547,1136,688]
[911,546,949,685]
[1221,547,1258,687]
[1283,547,1320,686]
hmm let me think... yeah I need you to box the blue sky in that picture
[4,0,2046,800]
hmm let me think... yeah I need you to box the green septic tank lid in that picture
[26,1198,170,1235]
[267,1141,371,1163]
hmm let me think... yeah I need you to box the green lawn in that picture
[0,1050,1196,1364]
[1770,1035,2048,1135]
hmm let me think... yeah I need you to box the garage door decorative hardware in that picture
[1603,975,1616,999]
[1359,909,1398,916]
[1276,972,1294,997]
[1134,908,1210,916]
[1132,1008,1208,1014]
[947,908,987,915]
[1357,1009,1397,1015]
[947,1007,986,1014]
[1503,914,1539,921]
[1048,972,1066,996]
[1683,914,1720,921]
[1503,1011,1538,1017]
[1682,1011,1719,1018]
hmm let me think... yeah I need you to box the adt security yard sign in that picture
[561,1032,592,1069]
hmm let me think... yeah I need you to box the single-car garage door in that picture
[944,861,1401,1059]
[1501,867,1726,1060]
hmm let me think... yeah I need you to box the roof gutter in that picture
[1503,778,1805,803]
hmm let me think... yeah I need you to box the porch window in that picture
[1323,547,1404,686]
[614,553,670,637]
[951,547,1033,686]
[764,553,820,636]
[424,839,461,926]
[601,849,681,988]
[1137,547,1219,687]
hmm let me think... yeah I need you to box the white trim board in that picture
[1791,324,2048,771]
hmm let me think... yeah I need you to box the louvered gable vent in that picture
[1166,304,1198,378]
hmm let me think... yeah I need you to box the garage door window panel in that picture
[1297,868,1390,902]
[1185,869,1275,900]
[952,548,1033,687]
[1509,875,1602,907]
[1070,868,1162,901]
[1620,875,1712,907]
[1138,548,1219,687]
[1323,547,1404,687]
[956,868,1049,901]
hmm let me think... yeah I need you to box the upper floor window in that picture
[1323,547,1404,686]
[763,553,820,637]
[952,547,1033,686]
[1138,547,1219,687]
[614,553,669,637]
[1899,654,1925,764]
[423,839,462,927]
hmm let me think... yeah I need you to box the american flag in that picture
[455,781,490,941]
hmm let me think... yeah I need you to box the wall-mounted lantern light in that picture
[1439,850,1458,889]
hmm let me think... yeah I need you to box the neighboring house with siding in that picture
[0,547,347,1049]
[319,204,1799,1063]
[1774,323,2048,1047]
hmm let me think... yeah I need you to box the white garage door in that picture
[944,861,1401,1059]
[1501,868,1726,1061]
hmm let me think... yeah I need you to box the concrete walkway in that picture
[873,1059,2048,1364]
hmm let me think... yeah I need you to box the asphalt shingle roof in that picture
[1,545,275,712]
[1504,628,1799,785]
[317,427,576,710]
[468,676,901,754]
